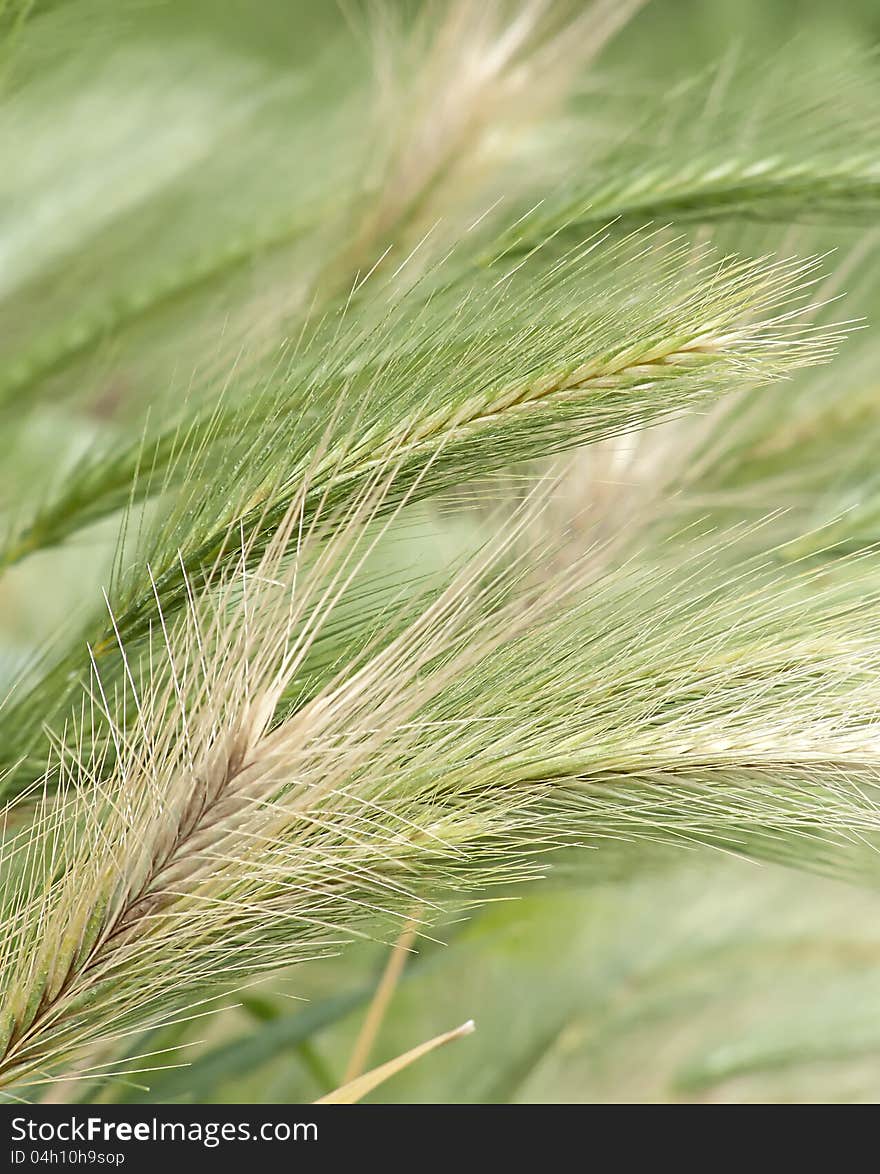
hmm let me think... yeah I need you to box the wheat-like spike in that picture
[4,469,880,1091]
[0,238,844,800]
[0,469,542,1088]
[491,52,880,261]
[4,235,834,575]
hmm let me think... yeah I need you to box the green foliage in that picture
[1,0,880,1104]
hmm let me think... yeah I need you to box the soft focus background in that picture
[3,0,880,1103]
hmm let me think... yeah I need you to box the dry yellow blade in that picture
[344,912,421,1083]
[315,1020,475,1104]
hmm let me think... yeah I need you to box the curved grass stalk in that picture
[0,477,542,1090]
[0,238,843,800]
[5,468,880,1092]
[496,164,880,262]
[490,53,880,260]
[0,237,839,580]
